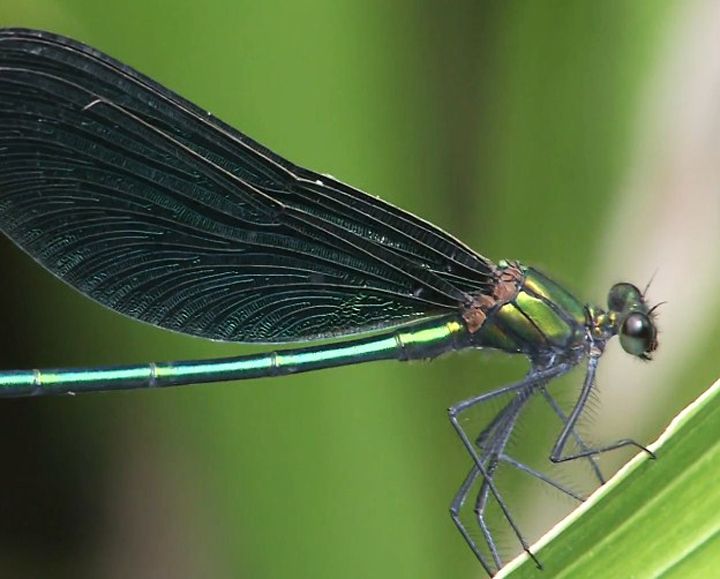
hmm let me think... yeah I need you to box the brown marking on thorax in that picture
[461,261,524,333]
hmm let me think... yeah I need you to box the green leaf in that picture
[498,378,720,578]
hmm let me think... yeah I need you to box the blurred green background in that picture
[1,1,718,578]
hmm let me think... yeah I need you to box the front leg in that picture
[540,387,605,484]
[550,354,655,464]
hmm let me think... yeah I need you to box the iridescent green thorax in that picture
[473,265,588,356]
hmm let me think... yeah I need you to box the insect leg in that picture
[550,354,655,463]
[448,362,572,569]
[540,387,605,484]
[449,465,498,576]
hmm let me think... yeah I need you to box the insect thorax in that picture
[472,265,589,356]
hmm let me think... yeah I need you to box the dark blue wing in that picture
[0,29,494,343]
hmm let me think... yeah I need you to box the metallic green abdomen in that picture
[475,267,587,355]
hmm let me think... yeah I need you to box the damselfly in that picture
[0,29,658,576]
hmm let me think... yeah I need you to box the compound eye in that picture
[608,282,642,313]
[619,313,656,357]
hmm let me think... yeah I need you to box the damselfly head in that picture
[607,282,658,360]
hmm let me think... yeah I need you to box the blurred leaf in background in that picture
[1,1,717,578]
